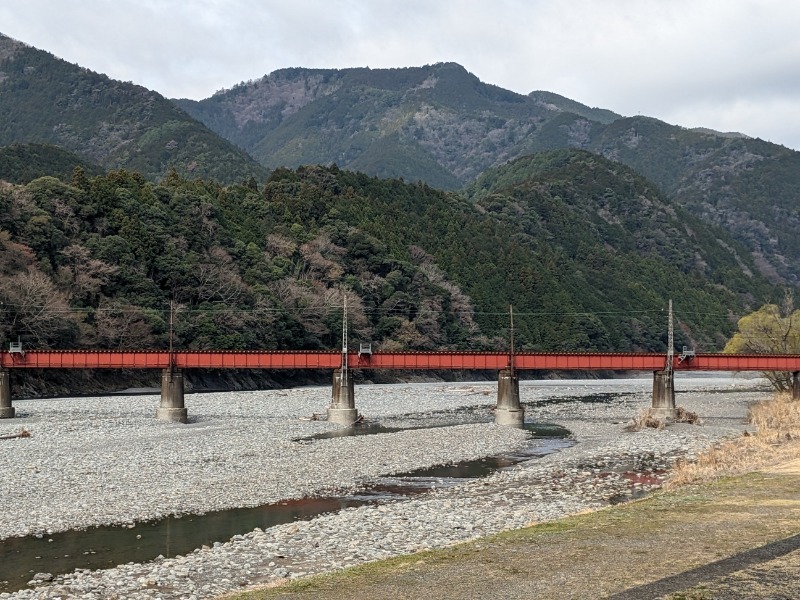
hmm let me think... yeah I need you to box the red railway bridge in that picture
[1,349,797,425]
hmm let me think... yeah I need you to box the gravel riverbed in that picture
[0,376,769,598]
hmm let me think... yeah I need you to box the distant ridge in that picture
[0,33,268,183]
[528,90,621,124]
[689,127,751,140]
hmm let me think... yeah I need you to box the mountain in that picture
[3,32,792,292]
[178,63,800,287]
[0,34,268,184]
[580,118,800,286]
[460,149,775,350]
[174,63,581,189]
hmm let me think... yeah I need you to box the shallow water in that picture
[0,418,571,593]
[0,497,362,592]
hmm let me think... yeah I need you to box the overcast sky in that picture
[2,0,798,150]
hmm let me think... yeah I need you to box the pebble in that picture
[0,376,767,599]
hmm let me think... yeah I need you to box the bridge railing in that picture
[3,350,800,372]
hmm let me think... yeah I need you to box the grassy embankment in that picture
[667,392,800,485]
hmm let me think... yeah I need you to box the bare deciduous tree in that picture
[0,230,36,276]
[265,234,297,258]
[193,247,248,304]
[94,301,158,349]
[0,269,78,347]
[299,233,346,281]
[58,244,117,303]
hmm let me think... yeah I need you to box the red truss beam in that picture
[3,350,800,372]
[0,350,343,370]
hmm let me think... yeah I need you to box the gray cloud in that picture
[1,0,799,149]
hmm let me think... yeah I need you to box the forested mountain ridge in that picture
[462,149,776,350]
[0,151,778,363]
[532,114,800,286]
[174,63,604,190]
[178,64,800,288]
[0,33,268,184]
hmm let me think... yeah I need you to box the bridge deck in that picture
[2,350,800,371]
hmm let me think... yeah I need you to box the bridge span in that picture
[4,349,800,371]
[1,349,798,425]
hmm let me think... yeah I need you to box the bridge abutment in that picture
[0,368,13,419]
[157,369,187,423]
[328,368,358,426]
[793,372,800,401]
[651,370,676,419]
[495,368,524,426]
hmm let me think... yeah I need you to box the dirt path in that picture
[228,463,800,599]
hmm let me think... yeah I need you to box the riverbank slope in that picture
[237,460,800,599]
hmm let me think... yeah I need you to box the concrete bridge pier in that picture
[495,368,524,426]
[651,369,677,419]
[157,369,188,423]
[0,369,14,419]
[328,368,358,426]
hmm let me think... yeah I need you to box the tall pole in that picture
[328,292,358,425]
[341,294,348,380]
[509,304,515,378]
[168,299,175,375]
[666,299,674,373]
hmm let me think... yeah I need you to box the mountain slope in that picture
[175,63,602,188]
[541,113,800,285]
[528,90,620,124]
[178,63,800,287]
[0,154,777,356]
[458,149,775,350]
[0,143,104,184]
[0,34,269,184]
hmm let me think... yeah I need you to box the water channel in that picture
[0,414,570,593]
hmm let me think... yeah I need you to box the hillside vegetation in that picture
[174,63,561,189]
[0,151,777,358]
[541,114,800,286]
[1,34,796,295]
[0,34,268,184]
[0,142,105,184]
[178,63,800,288]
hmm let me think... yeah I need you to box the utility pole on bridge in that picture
[156,299,187,423]
[328,293,358,425]
[496,304,524,426]
[652,299,677,418]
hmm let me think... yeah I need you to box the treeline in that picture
[0,150,780,355]
[0,167,483,352]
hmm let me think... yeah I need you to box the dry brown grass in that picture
[667,393,800,487]
[673,406,702,425]
[624,406,701,432]
[625,408,665,431]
